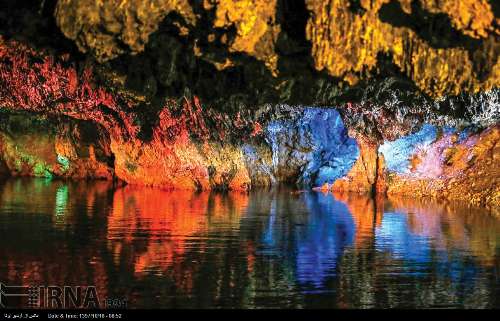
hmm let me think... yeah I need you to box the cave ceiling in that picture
[0,0,498,141]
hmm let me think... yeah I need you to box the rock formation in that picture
[0,0,498,209]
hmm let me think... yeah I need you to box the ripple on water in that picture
[0,178,498,308]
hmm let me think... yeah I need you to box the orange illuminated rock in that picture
[110,137,252,190]
[332,137,380,193]
[108,98,252,190]
[52,0,499,96]
[418,0,496,39]
[375,153,387,194]
[210,0,280,74]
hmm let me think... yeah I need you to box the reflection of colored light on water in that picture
[246,241,256,273]
[376,212,431,264]
[386,195,499,268]
[55,184,69,216]
[207,192,249,225]
[107,186,211,275]
[107,186,249,280]
[262,200,277,248]
[0,178,498,306]
[388,196,469,252]
[259,192,357,288]
[108,186,210,239]
[333,191,383,248]
[295,193,355,288]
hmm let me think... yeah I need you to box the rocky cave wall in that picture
[0,0,498,209]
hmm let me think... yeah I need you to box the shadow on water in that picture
[0,178,498,308]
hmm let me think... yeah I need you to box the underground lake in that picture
[0,178,498,308]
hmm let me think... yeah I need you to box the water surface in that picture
[0,178,498,308]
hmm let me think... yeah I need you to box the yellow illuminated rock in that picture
[211,0,280,75]
[305,0,499,97]
[54,0,499,93]
[55,0,196,62]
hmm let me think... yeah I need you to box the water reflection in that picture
[0,178,498,308]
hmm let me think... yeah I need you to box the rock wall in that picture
[0,103,497,209]
[2,0,498,127]
[0,1,498,208]
[381,124,500,208]
[330,137,380,193]
[261,108,359,186]
[0,112,114,180]
[323,123,500,209]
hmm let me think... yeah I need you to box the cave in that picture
[0,0,498,311]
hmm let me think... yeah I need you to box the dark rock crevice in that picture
[379,0,481,50]
[0,0,81,57]
[0,110,116,180]
[0,157,9,178]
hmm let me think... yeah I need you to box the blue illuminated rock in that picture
[260,108,359,187]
